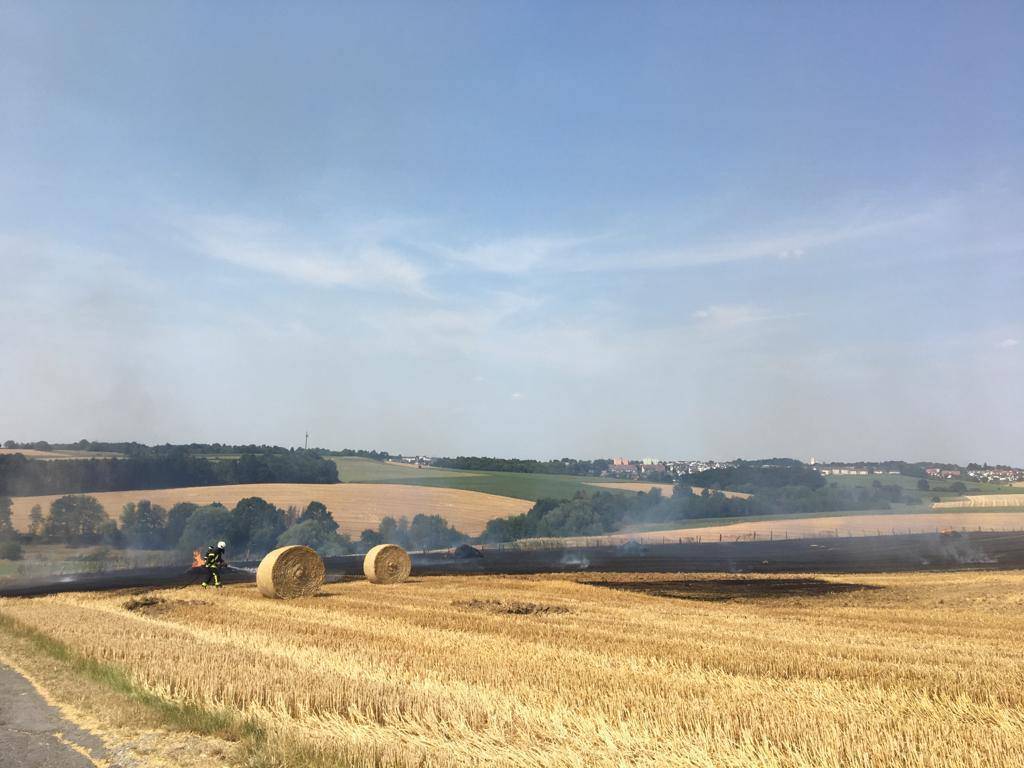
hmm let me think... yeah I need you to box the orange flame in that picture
[192,549,204,568]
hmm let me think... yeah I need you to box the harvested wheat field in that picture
[556,511,1024,546]
[7,483,532,536]
[0,447,122,460]
[585,481,677,495]
[2,570,1024,767]
[934,494,1024,508]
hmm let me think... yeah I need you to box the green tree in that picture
[276,520,352,556]
[297,500,338,531]
[282,505,301,527]
[376,516,410,547]
[917,478,930,491]
[120,500,168,549]
[44,495,108,544]
[407,514,467,551]
[99,519,123,547]
[0,496,12,532]
[358,528,382,551]
[0,538,22,560]
[177,504,233,553]
[377,516,398,542]
[28,504,44,537]
[165,503,198,549]
[231,497,286,555]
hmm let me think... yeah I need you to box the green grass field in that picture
[333,458,1024,506]
[825,473,1023,502]
[331,457,472,481]
[332,457,640,501]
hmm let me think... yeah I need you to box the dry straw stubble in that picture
[4,571,1024,767]
[256,545,325,599]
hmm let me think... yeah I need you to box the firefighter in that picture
[201,541,227,588]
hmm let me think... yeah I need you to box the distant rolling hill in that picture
[8,482,533,537]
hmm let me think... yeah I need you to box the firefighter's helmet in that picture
[217,541,226,549]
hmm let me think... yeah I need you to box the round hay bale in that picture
[363,544,412,584]
[256,545,325,599]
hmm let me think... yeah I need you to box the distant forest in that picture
[2,439,320,457]
[481,466,913,542]
[431,456,613,476]
[688,462,826,492]
[0,447,338,497]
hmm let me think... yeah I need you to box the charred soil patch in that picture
[122,596,210,615]
[453,598,570,615]
[587,577,881,602]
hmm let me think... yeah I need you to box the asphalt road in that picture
[0,663,104,767]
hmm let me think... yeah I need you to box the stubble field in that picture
[0,448,124,460]
[570,510,1024,545]
[2,570,1023,767]
[933,494,1024,508]
[584,482,752,499]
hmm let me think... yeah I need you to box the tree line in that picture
[323,448,394,461]
[0,493,468,561]
[688,461,826,492]
[3,439,333,457]
[0,449,338,497]
[430,456,613,476]
[3,440,396,461]
[481,476,914,542]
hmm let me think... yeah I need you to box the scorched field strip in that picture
[2,571,1024,767]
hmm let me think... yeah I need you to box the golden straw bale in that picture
[363,544,412,584]
[256,545,325,599]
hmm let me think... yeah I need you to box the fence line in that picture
[485,526,1024,551]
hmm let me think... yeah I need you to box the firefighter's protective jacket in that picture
[204,547,225,569]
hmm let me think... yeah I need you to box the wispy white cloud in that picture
[600,206,946,272]
[185,215,429,294]
[180,192,996,294]
[691,304,781,333]
[438,234,594,275]
[431,203,943,277]
[999,338,1020,348]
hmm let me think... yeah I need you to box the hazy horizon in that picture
[2,2,1022,465]
[3,438,1022,470]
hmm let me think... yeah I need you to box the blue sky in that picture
[1,1,1022,463]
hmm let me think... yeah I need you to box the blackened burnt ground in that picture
[3,531,1024,598]
[586,577,880,601]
